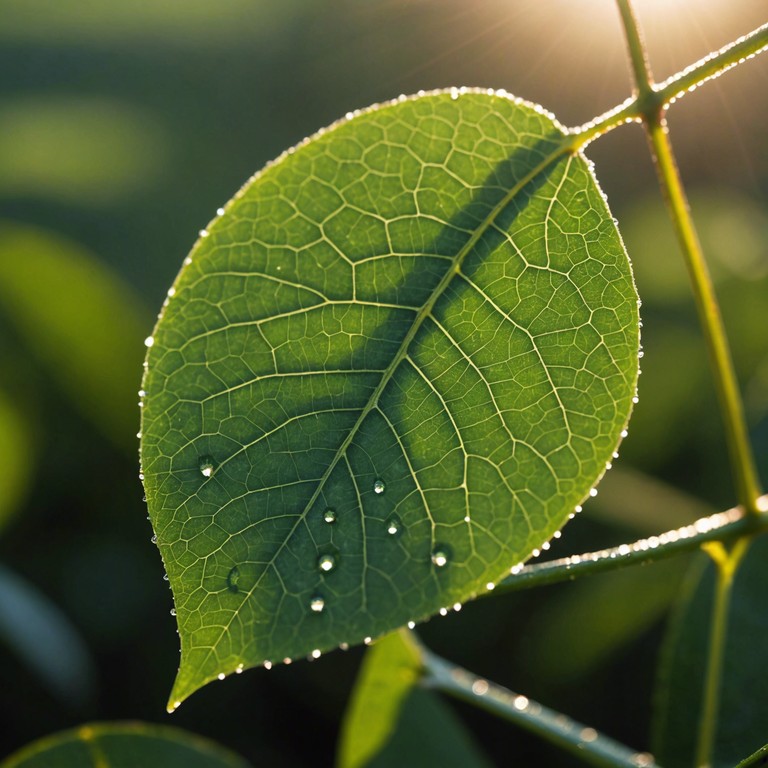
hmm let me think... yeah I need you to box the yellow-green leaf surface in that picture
[1,722,250,768]
[140,89,639,707]
[338,630,492,768]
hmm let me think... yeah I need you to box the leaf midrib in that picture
[293,137,572,525]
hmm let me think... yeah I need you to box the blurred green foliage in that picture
[0,1,766,765]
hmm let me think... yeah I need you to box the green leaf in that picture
[337,630,491,768]
[1,722,250,768]
[338,630,422,768]
[0,223,150,451]
[652,534,768,767]
[140,89,639,707]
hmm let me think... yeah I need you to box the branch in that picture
[494,501,768,596]
[421,648,655,768]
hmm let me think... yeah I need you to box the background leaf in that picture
[0,564,95,707]
[0,222,150,451]
[141,89,639,707]
[652,534,768,768]
[1,722,251,768]
[337,630,491,768]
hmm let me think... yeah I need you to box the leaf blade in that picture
[141,90,640,706]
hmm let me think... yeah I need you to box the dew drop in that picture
[311,649,321,659]
[199,229,209,238]
[150,534,157,544]
[323,508,336,524]
[170,608,177,616]
[472,679,489,695]
[580,727,598,743]
[144,336,154,348]
[310,595,325,613]
[217,207,225,216]
[407,621,416,629]
[439,607,448,616]
[364,636,372,645]
[318,554,336,573]
[163,573,169,581]
[373,479,385,494]
[199,456,216,478]
[218,672,225,681]
[226,565,240,593]
[385,516,401,535]
[236,664,244,674]
[431,549,449,567]
[263,660,273,670]
[513,695,529,711]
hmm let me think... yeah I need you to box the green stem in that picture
[613,0,762,516]
[567,21,768,151]
[614,0,655,96]
[420,648,655,768]
[656,22,768,107]
[695,540,750,768]
[644,120,763,515]
[493,504,768,596]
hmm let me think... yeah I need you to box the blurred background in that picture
[0,0,766,764]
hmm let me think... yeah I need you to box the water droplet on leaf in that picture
[385,516,401,535]
[199,456,216,478]
[323,508,336,524]
[318,554,336,573]
[310,595,325,613]
[373,479,385,494]
[431,548,449,567]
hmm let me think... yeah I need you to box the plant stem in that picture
[420,648,655,768]
[656,22,768,107]
[568,21,768,153]
[644,121,763,515]
[613,0,762,516]
[492,503,767,596]
[694,540,750,768]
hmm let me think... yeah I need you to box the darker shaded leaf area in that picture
[653,534,768,768]
[2,722,250,768]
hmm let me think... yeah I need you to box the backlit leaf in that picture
[140,89,639,707]
[337,630,492,768]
